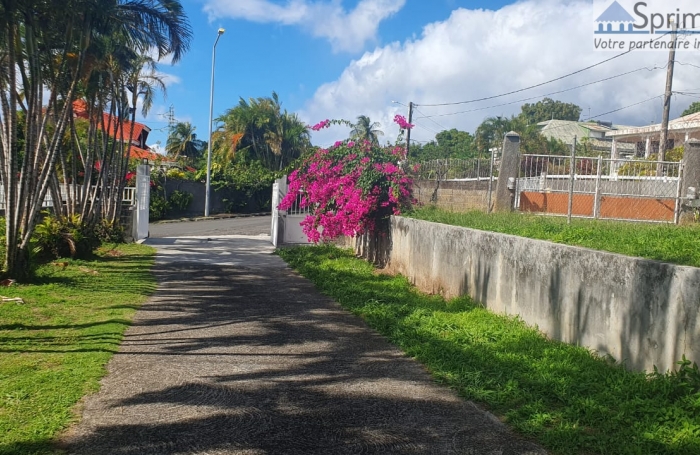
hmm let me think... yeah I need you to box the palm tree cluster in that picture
[214,92,311,172]
[0,0,192,279]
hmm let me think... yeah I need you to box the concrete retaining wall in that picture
[163,180,270,216]
[385,216,699,372]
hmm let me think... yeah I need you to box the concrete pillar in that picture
[645,137,652,159]
[494,131,520,212]
[610,137,618,177]
[680,139,700,223]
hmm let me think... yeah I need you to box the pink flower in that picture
[310,119,331,131]
[347,141,356,148]
[393,114,414,130]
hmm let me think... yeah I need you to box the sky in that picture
[140,0,700,152]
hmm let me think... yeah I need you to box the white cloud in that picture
[203,0,405,52]
[299,0,700,146]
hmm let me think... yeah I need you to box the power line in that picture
[415,31,673,108]
[414,65,665,119]
[412,106,448,131]
[412,121,440,136]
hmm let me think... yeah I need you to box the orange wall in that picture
[520,192,675,221]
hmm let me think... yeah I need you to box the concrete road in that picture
[63,234,546,454]
[149,215,271,238]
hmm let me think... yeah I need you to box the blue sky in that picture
[141,0,700,151]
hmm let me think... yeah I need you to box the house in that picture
[72,100,177,168]
[537,119,636,155]
[605,111,700,159]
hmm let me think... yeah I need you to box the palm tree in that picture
[350,115,383,145]
[167,122,206,163]
[215,92,311,171]
[0,0,192,279]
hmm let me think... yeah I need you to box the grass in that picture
[406,206,700,268]
[0,244,156,455]
[278,245,700,455]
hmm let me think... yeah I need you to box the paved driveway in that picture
[148,216,271,238]
[62,232,545,454]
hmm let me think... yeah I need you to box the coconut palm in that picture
[350,115,384,145]
[215,92,311,171]
[167,122,206,163]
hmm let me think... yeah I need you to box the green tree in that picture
[519,98,582,125]
[0,0,192,279]
[166,122,206,163]
[681,102,700,117]
[411,129,477,161]
[350,115,384,145]
[215,92,311,171]
[475,114,568,156]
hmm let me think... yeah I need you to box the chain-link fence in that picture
[413,158,496,181]
[411,153,499,213]
[517,154,683,223]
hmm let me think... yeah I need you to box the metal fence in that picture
[413,158,496,181]
[517,154,683,223]
[0,185,136,210]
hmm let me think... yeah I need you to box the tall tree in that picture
[166,122,206,163]
[0,0,192,279]
[519,98,582,125]
[350,115,383,145]
[215,92,311,171]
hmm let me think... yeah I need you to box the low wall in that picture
[413,179,490,212]
[163,180,270,216]
[384,216,699,372]
[520,192,676,221]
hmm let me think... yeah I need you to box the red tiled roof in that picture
[72,100,150,144]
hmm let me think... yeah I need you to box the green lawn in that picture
[0,244,156,455]
[279,245,700,455]
[407,206,700,268]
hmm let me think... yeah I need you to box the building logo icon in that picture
[595,1,647,34]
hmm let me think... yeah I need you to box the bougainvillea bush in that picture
[278,117,416,243]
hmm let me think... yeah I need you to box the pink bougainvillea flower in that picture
[393,114,414,130]
[310,119,331,131]
[280,118,415,243]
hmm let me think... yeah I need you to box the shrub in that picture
[33,213,100,260]
[168,190,193,213]
[279,118,415,242]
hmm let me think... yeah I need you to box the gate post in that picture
[494,131,520,212]
[680,139,700,223]
[134,164,150,241]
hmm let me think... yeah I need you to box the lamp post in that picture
[205,27,225,217]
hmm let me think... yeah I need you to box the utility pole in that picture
[405,102,413,159]
[166,105,175,133]
[659,19,677,169]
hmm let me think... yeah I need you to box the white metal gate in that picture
[270,175,313,246]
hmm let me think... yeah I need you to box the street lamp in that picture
[205,27,225,217]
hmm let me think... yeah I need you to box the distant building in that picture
[537,119,636,156]
[605,112,700,158]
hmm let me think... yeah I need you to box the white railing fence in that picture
[517,154,683,223]
[0,184,136,210]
